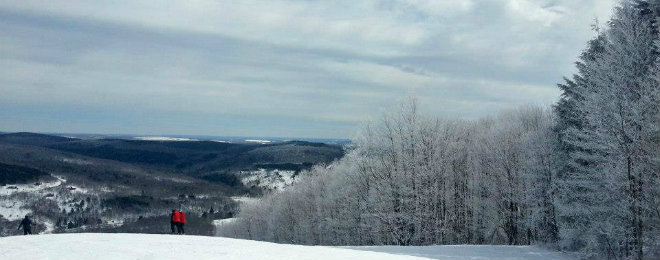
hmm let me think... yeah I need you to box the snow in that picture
[0,176,104,221]
[0,177,68,220]
[213,218,238,236]
[153,176,193,184]
[60,158,92,165]
[133,136,198,141]
[230,196,258,205]
[0,200,31,221]
[345,245,576,260]
[238,169,296,190]
[41,220,55,234]
[0,233,433,260]
[213,218,237,226]
[64,185,88,194]
[0,178,64,196]
[244,139,271,143]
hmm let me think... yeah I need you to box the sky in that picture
[0,0,617,139]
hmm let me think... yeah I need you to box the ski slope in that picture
[0,233,576,260]
[0,233,429,260]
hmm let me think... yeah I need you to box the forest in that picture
[217,1,660,260]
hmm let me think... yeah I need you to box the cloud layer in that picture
[0,0,616,138]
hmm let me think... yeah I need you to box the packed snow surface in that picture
[0,233,432,260]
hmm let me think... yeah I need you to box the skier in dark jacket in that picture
[18,215,32,235]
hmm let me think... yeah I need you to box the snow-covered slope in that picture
[0,233,576,260]
[0,177,65,221]
[0,233,430,260]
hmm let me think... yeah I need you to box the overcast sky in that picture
[0,0,617,139]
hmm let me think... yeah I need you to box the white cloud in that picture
[505,0,565,27]
[0,0,619,138]
[0,0,430,55]
[319,60,445,90]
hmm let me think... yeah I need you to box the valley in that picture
[0,132,344,236]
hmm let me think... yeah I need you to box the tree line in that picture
[218,1,659,259]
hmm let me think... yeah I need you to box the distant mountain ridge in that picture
[16,132,352,145]
[0,132,344,174]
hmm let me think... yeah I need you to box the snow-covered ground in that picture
[213,217,238,236]
[133,136,198,141]
[212,218,237,228]
[238,168,296,190]
[60,157,92,165]
[0,177,66,221]
[0,175,106,222]
[0,177,64,196]
[153,176,194,184]
[0,200,31,221]
[230,196,259,205]
[344,245,576,260]
[0,233,432,260]
[244,139,271,144]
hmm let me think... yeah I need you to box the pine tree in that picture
[554,1,660,258]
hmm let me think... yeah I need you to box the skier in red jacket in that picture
[177,211,186,235]
[170,209,180,234]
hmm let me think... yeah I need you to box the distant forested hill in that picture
[0,132,344,236]
[0,162,50,186]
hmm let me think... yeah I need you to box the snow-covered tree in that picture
[219,103,556,247]
[555,1,660,259]
[219,3,659,259]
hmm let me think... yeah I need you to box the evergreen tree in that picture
[555,1,660,258]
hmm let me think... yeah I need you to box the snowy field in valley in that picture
[0,233,576,260]
[133,136,199,141]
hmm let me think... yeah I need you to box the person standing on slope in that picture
[18,215,32,235]
[177,211,186,235]
[170,209,181,234]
